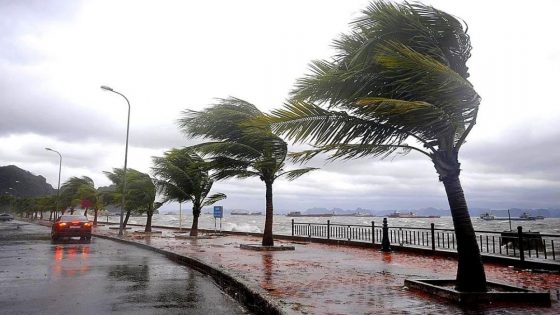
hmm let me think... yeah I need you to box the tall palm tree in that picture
[179,98,316,246]
[265,1,485,291]
[104,168,156,231]
[152,148,226,236]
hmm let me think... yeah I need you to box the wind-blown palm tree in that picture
[104,168,156,231]
[60,176,97,216]
[179,97,316,246]
[265,1,485,291]
[152,148,226,236]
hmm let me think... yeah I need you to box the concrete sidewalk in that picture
[94,225,559,314]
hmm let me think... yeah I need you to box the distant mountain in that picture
[299,206,560,218]
[415,207,450,217]
[304,207,333,215]
[0,165,55,198]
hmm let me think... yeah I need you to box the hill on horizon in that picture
[0,165,55,198]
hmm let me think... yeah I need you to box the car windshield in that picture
[59,215,88,222]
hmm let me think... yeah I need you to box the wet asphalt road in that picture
[0,221,249,315]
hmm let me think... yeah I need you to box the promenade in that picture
[93,224,559,314]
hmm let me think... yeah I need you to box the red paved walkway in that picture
[95,226,559,314]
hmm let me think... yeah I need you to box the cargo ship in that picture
[388,211,440,219]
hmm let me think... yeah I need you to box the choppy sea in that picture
[102,213,560,235]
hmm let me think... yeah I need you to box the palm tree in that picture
[152,148,226,236]
[60,176,96,216]
[36,195,56,220]
[179,97,316,246]
[104,168,156,231]
[265,2,485,291]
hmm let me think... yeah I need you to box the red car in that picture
[51,215,92,242]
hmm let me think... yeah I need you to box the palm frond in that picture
[276,167,318,181]
[201,193,227,207]
[289,142,428,164]
[179,97,292,183]
[277,1,479,158]
[269,99,407,147]
[212,169,261,181]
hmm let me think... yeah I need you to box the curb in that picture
[93,233,292,315]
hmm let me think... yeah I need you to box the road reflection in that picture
[108,257,150,290]
[261,253,275,291]
[51,244,91,277]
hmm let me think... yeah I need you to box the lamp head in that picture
[45,147,52,151]
[100,85,114,91]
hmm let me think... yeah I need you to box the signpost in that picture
[213,206,223,233]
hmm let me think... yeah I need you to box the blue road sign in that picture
[213,206,223,218]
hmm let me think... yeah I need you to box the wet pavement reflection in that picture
[51,244,91,277]
[0,222,249,314]
[96,225,560,314]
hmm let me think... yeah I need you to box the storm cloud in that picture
[1,0,559,212]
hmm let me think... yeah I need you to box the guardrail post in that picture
[291,219,294,236]
[518,226,525,262]
[381,218,391,252]
[372,221,375,244]
[430,223,435,251]
[327,220,330,240]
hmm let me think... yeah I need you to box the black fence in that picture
[291,219,559,262]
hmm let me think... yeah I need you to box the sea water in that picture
[105,213,560,235]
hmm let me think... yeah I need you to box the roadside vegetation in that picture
[152,147,226,236]
[103,168,158,232]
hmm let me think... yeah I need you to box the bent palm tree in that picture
[104,168,156,231]
[60,176,97,216]
[266,1,485,291]
[152,148,226,236]
[179,97,316,246]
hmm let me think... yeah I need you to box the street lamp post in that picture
[7,187,17,214]
[101,85,130,236]
[45,148,62,220]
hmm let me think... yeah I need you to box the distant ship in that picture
[231,210,250,215]
[286,211,333,217]
[250,212,262,215]
[479,213,495,220]
[388,211,440,219]
[479,212,542,221]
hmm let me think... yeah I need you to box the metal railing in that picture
[291,219,559,262]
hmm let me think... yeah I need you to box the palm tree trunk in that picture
[49,211,53,221]
[145,210,153,232]
[93,209,98,226]
[442,174,487,292]
[190,203,201,237]
[123,210,131,228]
[83,208,88,216]
[262,181,274,246]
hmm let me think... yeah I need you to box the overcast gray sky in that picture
[1,0,559,212]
